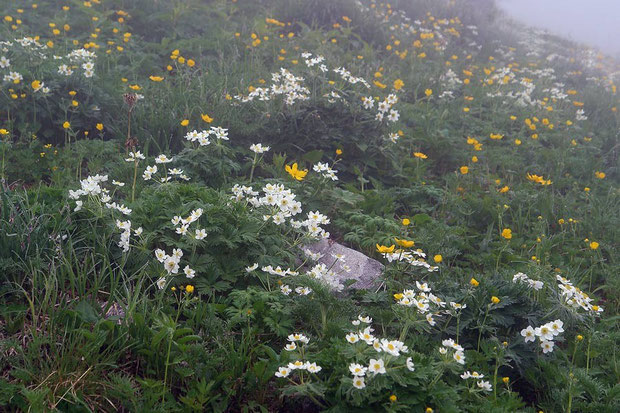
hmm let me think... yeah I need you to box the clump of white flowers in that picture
[381,248,438,272]
[312,162,338,181]
[171,208,206,238]
[556,275,604,314]
[521,319,565,354]
[231,183,330,240]
[344,319,415,390]
[437,338,466,365]
[512,272,544,290]
[274,333,322,378]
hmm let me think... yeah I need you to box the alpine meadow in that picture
[0,0,618,412]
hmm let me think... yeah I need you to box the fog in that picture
[497,0,620,58]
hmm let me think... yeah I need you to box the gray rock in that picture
[304,239,384,290]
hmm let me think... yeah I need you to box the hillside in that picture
[0,0,618,411]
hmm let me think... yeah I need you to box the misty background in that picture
[497,0,620,59]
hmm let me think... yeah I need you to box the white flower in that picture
[453,351,466,365]
[521,326,536,343]
[74,200,83,212]
[245,263,258,272]
[288,360,305,370]
[164,257,179,274]
[285,343,297,351]
[305,362,322,373]
[295,286,312,295]
[549,319,564,336]
[195,229,207,240]
[346,333,359,344]
[381,340,402,356]
[155,154,173,164]
[535,324,554,341]
[368,358,386,375]
[275,367,290,378]
[439,347,448,355]
[250,143,270,154]
[154,249,168,263]
[352,376,366,389]
[280,284,292,295]
[184,265,196,279]
[287,333,309,344]
[349,363,367,377]
[156,277,167,290]
[541,340,554,353]
[406,357,415,372]
[477,380,493,391]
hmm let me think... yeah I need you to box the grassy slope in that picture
[0,0,618,411]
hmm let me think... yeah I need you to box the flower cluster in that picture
[312,162,338,181]
[231,183,330,239]
[171,208,207,238]
[512,272,544,290]
[557,275,604,314]
[344,318,415,390]
[439,338,466,365]
[381,247,439,272]
[274,333,322,378]
[154,248,197,288]
[521,319,565,354]
[394,282,446,326]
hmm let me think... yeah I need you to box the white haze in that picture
[497,0,620,58]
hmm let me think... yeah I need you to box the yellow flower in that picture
[395,238,414,248]
[376,244,395,254]
[186,59,195,67]
[186,285,195,294]
[0,129,9,135]
[491,296,500,304]
[499,186,509,193]
[149,75,164,82]
[285,162,308,181]
[490,133,503,140]
[502,377,509,384]
[413,152,428,159]
[425,88,433,97]
[393,78,404,90]
[389,395,397,403]
[336,148,343,156]
[402,218,410,226]
[62,121,70,129]
[471,156,478,163]
[129,84,141,90]
[527,173,552,186]
[373,80,387,89]
[201,113,213,123]
[180,119,189,127]
[589,241,599,250]
[31,80,42,90]
[514,139,521,145]
[96,123,103,131]
[558,218,565,225]
[501,228,512,240]
[433,254,442,263]
[594,171,605,179]
[576,335,584,341]
[394,293,404,300]
[470,278,479,287]
[459,166,469,175]
[71,100,79,107]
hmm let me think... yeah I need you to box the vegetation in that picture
[0,0,618,411]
